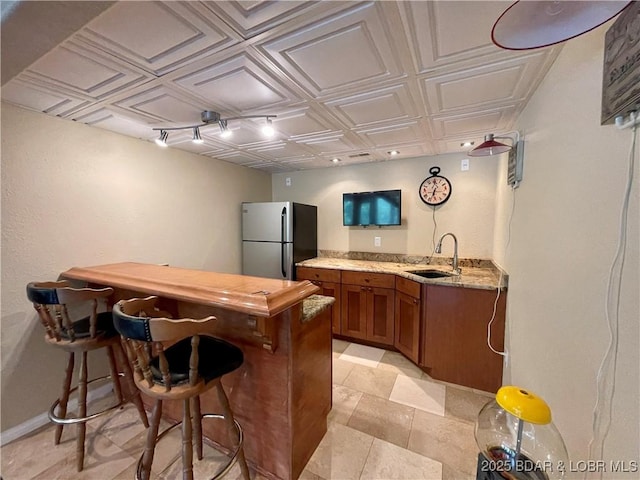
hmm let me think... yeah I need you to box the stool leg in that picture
[215,382,251,480]
[182,398,194,480]
[77,351,88,472]
[106,345,124,404]
[114,341,149,428]
[55,352,74,445]
[191,396,203,460]
[141,399,162,480]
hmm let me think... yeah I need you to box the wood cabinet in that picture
[421,284,506,393]
[341,271,395,345]
[297,267,342,334]
[394,276,422,363]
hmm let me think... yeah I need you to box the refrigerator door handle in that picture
[280,207,287,278]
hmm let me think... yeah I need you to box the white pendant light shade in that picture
[492,1,632,50]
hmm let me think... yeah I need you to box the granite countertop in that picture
[297,256,507,290]
[302,294,336,323]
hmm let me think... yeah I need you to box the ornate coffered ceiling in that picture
[1,1,562,172]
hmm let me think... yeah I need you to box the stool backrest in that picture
[26,281,114,342]
[112,296,217,392]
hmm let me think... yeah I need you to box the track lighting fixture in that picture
[152,110,277,147]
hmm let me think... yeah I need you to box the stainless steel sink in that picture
[410,269,457,279]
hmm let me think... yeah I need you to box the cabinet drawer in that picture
[342,271,395,289]
[396,276,421,298]
[297,267,341,283]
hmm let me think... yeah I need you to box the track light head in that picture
[219,120,232,138]
[262,117,275,137]
[155,130,168,147]
[192,127,203,144]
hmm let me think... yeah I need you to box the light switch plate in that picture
[374,236,381,247]
[461,159,469,171]
[285,177,291,186]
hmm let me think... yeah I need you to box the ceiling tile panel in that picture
[270,108,334,139]
[247,141,315,160]
[430,105,518,138]
[261,2,403,98]
[355,121,426,147]
[171,52,296,112]
[113,85,205,124]
[327,84,419,128]
[72,107,156,140]
[1,79,90,117]
[203,1,323,39]
[17,42,150,101]
[295,135,358,154]
[74,2,240,76]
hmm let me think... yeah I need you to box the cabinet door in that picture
[341,285,367,340]
[395,291,420,363]
[366,287,395,346]
[321,281,341,335]
[422,285,506,393]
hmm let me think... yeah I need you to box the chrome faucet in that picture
[435,233,461,275]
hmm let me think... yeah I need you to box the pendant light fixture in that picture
[468,134,512,157]
[491,1,632,50]
[152,110,277,147]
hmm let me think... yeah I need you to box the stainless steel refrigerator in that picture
[242,202,317,280]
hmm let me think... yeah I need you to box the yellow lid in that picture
[496,386,552,425]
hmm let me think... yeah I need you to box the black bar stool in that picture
[112,296,251,480]
[26,280,149,471]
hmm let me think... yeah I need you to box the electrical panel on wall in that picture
[507,140,524,188]
[601,2,640,125]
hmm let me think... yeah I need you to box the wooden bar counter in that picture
[61,262,333,480]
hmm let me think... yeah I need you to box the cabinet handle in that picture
[360,286,366,291]
[413,299,419,305]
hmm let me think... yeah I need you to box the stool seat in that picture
[26,280,149,472]
[113,295,251,480]
[151,336,243,386]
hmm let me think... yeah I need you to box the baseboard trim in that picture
[0,383,114,446]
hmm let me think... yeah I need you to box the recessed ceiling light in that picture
[331,158,341,163]
[388,150,399,156]
[461,141,474,147]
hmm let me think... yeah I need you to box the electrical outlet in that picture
[374,236,381,247]
[285,177,291,186]
[461,158,469,171]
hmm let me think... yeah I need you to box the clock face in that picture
[419,176,451,206]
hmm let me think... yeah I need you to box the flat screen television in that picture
[343,189,401,226]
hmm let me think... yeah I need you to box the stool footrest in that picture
[48,373,130,425]
[135,413,244,480]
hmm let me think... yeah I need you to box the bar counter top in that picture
[62,262,320,317]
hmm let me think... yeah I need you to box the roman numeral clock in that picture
[419,166,452,206]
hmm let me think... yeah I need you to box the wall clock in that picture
[419,166,452,206]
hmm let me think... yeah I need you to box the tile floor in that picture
[1,339,492,479]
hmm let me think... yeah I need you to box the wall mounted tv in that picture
[343,189,402,227]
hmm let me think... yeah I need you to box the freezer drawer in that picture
[242,241,293,280]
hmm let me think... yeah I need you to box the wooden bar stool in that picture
[26,280,149,471]
[112,296,251,480]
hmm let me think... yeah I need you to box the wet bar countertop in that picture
[301,294,336,323]
[297,254,507,290]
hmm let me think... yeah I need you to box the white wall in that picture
[1,103,272,429]
[494,27,639,473]
[272,153,500,259]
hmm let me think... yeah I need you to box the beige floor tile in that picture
[347,393,414,449]
[304,422,374,480]
[389,375,446,416]
[343,364,398,399]
[298,468,326,479]
[88,403,149,446]
[1,424,77,479]
[331,338,350,354]
[378,350,425,378]
[332,357,356,385]
[360,438,443,480]
[121,420,183,475]
[327,384,363,425]
[442,463,477,480]
[158,441,244,479]
[30,432,137,480]
[445,386,492,424]
[408,409,478,476]
[339,343,385,368]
